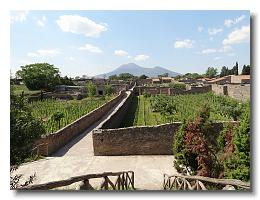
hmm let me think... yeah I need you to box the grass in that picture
[11,84,41,95]
[121,93,241,127]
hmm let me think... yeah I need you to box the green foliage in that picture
[173,105,221,177]
[223,102,250,181]
[29,96,114,134]
[169,83,186,90]
[143,92,151,98]
[205,67,218,78]
[174,73,202,80]
[104,84,113,95]
[86,81,97,97]
[241,65,250,75]
[16,63,60,91]
[108,73,135,81]
[60,76,75,86]
[139,74,148,79]
[121,93,244,127]
[11,84,41,96]
[10,89,45,165]
[51,111,65,129]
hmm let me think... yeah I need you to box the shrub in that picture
[173,105,221,177]
[223,102,250,181]
[10,90,45,165]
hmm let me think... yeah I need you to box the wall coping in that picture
[93,120,239,132]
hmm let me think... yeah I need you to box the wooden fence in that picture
[163,174,250,190]
[20,171,135,190]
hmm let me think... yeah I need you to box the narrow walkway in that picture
[52,90,131,157]
[14,88,178,190]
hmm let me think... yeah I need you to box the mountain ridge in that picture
[95,63,181,78]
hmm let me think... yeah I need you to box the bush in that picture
[86,82,97,97]
[173,105,221,177]
[10,90,45,165]
[104,84,113,95]
[169,83,186,90]
[223,102,250,181]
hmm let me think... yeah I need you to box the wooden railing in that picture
[163,174,250,190]
[20,171,135,190]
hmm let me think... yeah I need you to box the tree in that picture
[16,63,60,91]
[108,75,118,80]
[205,67,218,78]
[10,88,45,165]
[158,73,169,77]
[232,62,239,76]
[241,65,250,75]
[139,74,148,79]
[104,84,113,95]
[223,102,250,181]
[220,66,229,77]
[86,81,96,97]
[60,76,75,86]
[51,111,65,130]
[118,73,134,80]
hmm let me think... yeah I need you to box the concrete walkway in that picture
[14,89,178,190]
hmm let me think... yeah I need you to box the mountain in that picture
[95,63,181,78]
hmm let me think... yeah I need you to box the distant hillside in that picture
[95,63,181,78]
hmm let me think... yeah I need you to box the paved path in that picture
[14,89,178,190]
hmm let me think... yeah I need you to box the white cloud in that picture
[134,54,149,61]
[214,57,221,60]
[174,39,194,48]
[78,44,103,53]
[27,49,61,57]
[114,50,128,57]
[37,16,47,27]
[201,48,217,54]
[69,57,75,61]
[208,28,223,35]
[219,45,232,53]
[11,11,28,23]
[224,15,246,27]
[56,15,107,37]
[223,25,250,46]
[198,26,204,32]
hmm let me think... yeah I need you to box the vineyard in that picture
[121,92,246,127]
[29,95,114,134]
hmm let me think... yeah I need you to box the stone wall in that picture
[211,84,250,101]
[35,91,125,156]
[227,84,250,102]
[136,85,211,96]
[93,121,238,156]
[100,89,135,129]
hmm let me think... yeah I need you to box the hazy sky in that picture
[10,10,250,77]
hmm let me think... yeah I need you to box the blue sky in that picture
[10,10,250,77]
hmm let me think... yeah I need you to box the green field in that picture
[30,95,114,134]
[11,84,41,95]
[121,93,244,127]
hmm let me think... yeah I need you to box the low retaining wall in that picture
[136,85,211,96]
[92,121,238,156]
[35,91,125,156]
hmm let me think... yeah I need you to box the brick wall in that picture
[93,121,238,156]
[35,91,125,156]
